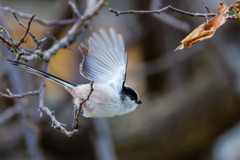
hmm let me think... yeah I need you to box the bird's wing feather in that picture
[80,28,127,93]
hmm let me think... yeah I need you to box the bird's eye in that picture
[131,97,135,100]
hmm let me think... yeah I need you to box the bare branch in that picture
[39,106,78,137]
[109,5,237,20]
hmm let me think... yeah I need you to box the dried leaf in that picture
[175,6,229,51]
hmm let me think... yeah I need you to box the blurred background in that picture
[0,0,240,160]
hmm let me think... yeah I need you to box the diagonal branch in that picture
[72,81,94,129]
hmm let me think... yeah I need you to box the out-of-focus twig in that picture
[0,105,20,126]
[0,5,77,26]
[150,0,190,32]
[90,118,118,160]
[130,45,204,80]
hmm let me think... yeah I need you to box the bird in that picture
[8,28,142,118]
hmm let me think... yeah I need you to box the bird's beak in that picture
[137,100,142,104]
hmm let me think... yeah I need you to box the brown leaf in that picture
[175,6,229,51]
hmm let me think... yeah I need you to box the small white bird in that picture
[8,28,142,118]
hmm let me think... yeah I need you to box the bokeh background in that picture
[0,0,240,160]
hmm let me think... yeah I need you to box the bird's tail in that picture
[8,59,77,89]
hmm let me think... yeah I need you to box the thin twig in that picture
[0,25,14,43]
[0,88,41,98]
[15,14,36,47]
[72,82,94,129]
[12,12,45,49]
[202,2,212,13]
[109,5,237,20]
[110,5,215,17]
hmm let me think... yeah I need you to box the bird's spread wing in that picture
[79,28,127,93]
